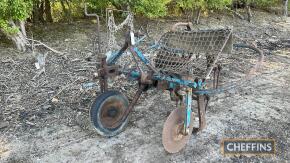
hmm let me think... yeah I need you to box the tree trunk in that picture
[45,0,53,22]
[60,0,71,22]
[283,0,288,19]
[195,8,201,24]
[233,0,237,12]
[5,20,28,51]
[39,1,45,23]
[19,21,27,38]
[65,0,73,22]
[33,1,40,23]
[33,0,45,23]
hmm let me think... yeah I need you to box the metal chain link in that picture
[107,10,134,51]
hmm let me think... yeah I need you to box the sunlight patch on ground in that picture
[262,60,283,70]
[0,138,10,160]
[274,49,290,58]
[276,17,290,29]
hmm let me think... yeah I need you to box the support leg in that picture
[197,95,206,131]
[110,84,144,126]
[213,67,218,89]
[213,65,222,89]
[183,88,192,135]
[99,57,108,93]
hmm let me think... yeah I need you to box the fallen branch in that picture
[31,77,81,111]
[26,38,64,54]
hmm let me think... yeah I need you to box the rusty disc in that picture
[162,108,194,153]
[99,96,127,129]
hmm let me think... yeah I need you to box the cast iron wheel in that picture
[90,90,129,137]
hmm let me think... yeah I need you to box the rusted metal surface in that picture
[98,56,121,93]
[100,96,127,129]
[125,85,145,118]
[171,22,193,32]
[84,4,101,55]
[157,80,169,90]
[213,65,222,89]
[197,95,206,131]
[140,72,153,85]
[104,84,145,126]
[162,108,194,153]
[99,57,108,93]
[92,17,265,153]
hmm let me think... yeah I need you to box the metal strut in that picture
[111,84,145,126]
[197,95,206,131]
[99,57,108,93]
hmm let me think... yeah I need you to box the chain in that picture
[107,10,134,51]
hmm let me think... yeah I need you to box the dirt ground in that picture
[1,11,290,162]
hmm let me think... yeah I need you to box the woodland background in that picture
[0,0,289,51]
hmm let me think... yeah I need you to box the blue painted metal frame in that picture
[131,47,150,64]
[105,39,205,133]
[185,89,192,131]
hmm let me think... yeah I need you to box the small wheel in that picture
[162,108,194,153]
[90,90,129,137]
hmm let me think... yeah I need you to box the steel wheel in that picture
[90,90,129,137]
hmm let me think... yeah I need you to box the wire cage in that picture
[152,28,233,78]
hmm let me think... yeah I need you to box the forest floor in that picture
[1,11,290,162]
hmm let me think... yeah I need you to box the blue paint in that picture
[135,35,147,45]
[193,82,197,88]
[107,51,121,65]
[127,70,140,80]
[133,47,150,64]
[169,82,175,89]
[185,90,192,129]
[123,70,208,92]
[153,74,204,89]
[148,43,159,50]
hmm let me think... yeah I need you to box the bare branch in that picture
[26,38,64,54]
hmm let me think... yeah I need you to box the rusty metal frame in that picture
[94,20,264,138]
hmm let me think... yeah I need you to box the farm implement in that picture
[87,8,264,153]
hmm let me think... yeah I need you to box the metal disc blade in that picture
[162,108,194,153]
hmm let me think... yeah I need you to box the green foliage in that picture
[177,0,206,10]
[0,0,32,34]
[176,0,233,15]
[132,0,171,18]
[0,0,288,33]
[51,0,85,22]
[250,0,281,8]
[87,0,111,11]
[105,0,171,18]
[206,0,233,10]
[0,19,19,34]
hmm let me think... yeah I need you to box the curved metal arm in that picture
[195,43,264,95]
[233,43,264,78]
[84,4,101,54]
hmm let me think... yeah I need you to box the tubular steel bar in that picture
[108,41,263,96]
[197,95,206,131]
[184,88,193,134]
[84,4,101,55]
[108,84,145,127]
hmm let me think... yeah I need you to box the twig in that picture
[53,78,80,98]
[32,70,45,81]
[5,93,16,103]
[26,38,63,54]
[0,83,8,89]
[32,78,81,110]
